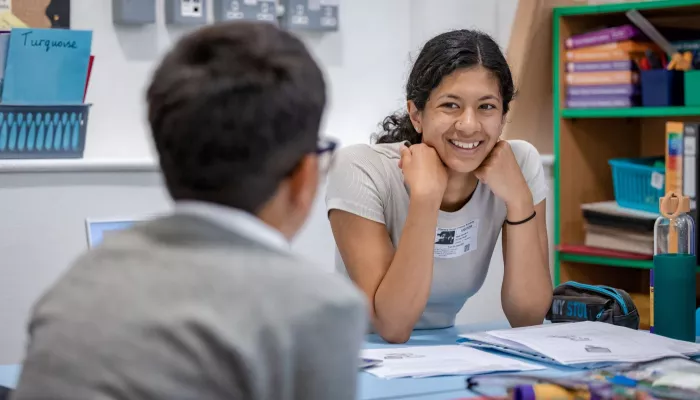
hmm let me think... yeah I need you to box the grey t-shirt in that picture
[326,139,548,329]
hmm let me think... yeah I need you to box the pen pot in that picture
[652,192,696,342]
[641,70,685,107]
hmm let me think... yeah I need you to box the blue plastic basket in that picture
[0,104,90,159]
[608,156,665,213]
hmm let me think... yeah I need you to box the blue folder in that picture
[1,28,92,105]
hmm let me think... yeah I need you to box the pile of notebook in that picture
[579,201,657,258]
[458,321,700,369]
[565,24,659,108]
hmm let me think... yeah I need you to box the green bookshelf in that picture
[551,0,700,329]
[562,106,700,119]
[558,252,700,272]
[558,252,653,269]
[556,0,700,16]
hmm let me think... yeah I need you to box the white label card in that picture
[0,0,10,12]
[434,220,478,259]
[651,172,664,190]
[181,0,203,18]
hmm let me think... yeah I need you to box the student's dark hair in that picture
[147,21,325,213]
[374,29,514,145]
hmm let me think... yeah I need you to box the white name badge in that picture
[433,219,478,259]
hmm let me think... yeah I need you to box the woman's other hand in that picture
[474,140,532,216]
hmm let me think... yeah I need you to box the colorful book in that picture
[565,49,647,62]
[681,122,699,260]
[568,40,657,54]
[565,41,657,62]
[566,60,635,72]
[566,71,638,85]
[666,121,684,195]
[567,84,639,97]
[566,25,641,49]
[566,95,638,108]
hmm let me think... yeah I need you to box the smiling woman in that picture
[325,29,553,344]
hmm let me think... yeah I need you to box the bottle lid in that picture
[659,191,690,218]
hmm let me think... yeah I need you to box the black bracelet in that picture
[505,210,536,225]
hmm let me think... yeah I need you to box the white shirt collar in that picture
[173,200,290,251]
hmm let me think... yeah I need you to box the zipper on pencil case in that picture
[563,281,629,315]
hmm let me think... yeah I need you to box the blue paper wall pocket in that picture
[0,27,93,159]
[0,103,91,159]
[2,28,92,105]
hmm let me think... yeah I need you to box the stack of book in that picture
[579,201,657,258]
[565,24,657,108]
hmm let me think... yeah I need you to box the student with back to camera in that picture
[11,21,367,400]
[326,29,553,344]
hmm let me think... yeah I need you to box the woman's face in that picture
[408,66,504,174]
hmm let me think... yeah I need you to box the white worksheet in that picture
[361,345,543,379]
[480,322,687,365]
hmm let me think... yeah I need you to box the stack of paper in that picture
[459,321,700,368]
[360,345,544,379]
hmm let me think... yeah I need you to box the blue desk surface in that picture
[0,323,571,400]
[0,365,19,390]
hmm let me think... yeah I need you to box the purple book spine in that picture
[565,25,640,49]
[566,60,635,72]
[566,95,639,108]
[567,84,639,97]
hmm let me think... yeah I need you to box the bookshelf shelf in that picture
[562,106,700,119]
[552,0,700,328]
[555,0,700,17]
[558,252,653,269]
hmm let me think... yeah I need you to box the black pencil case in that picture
[546,281,640,329]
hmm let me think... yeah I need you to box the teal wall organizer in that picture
[0,104,90,159]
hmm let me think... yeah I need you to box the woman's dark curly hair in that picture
[374,29,515,145]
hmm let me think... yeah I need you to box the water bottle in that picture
[652,192,696,341]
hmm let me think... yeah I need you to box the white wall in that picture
[78,0,520,160]
[75,0,411,159]
[0,0,552,363]
[410,0,518,50]
[0,166,171,364]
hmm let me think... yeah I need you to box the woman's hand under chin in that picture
[399,143,448,203]
[474,140,533,218]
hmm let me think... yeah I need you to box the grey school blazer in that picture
[11,214,368,400]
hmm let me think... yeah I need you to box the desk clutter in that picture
[467,356,700,400]
[0,26,93,159]
[563,10,700,109]
[361,322,700,398]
